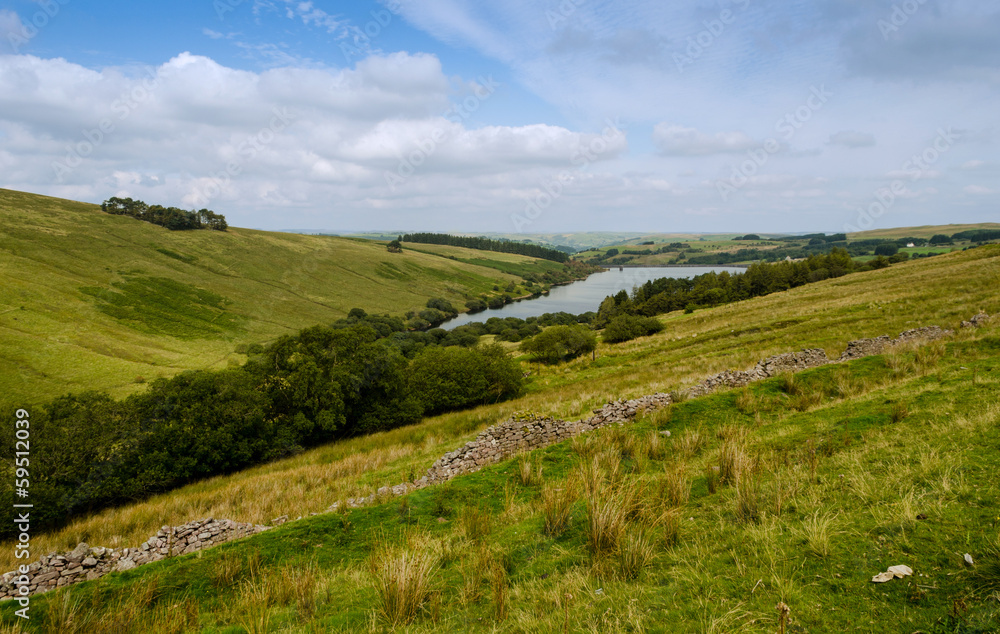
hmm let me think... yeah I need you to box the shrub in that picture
[408,343,523,415]
[602,315,665,343]
[520,325,597,364]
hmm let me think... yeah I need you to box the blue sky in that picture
[0,0,997,233]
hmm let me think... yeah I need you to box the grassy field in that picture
[2,246,998,632]
[849,223,1000,240]
[570,224,1000,267]
[0,189,573,402]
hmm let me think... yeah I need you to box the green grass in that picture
[3,191,1000,631]
[0,188,563,402]
[5,331,999,632]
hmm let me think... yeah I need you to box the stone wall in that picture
[0,518,268,600]
[1,316,979,600]
[410,323,956,485]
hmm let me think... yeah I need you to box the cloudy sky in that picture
[0,0,997,233]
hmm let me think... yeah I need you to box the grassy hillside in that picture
[569,224,1000,267]
[3,246,998,632]
[0,189,568,401]
[850,222,1000,240]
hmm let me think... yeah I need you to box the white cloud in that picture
[0,52,632,230]
[0,10,26,55]
[961,159,985,170]
[652,124,756,156]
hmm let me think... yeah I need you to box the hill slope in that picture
[0,188,556,401]
[2,246,998,632]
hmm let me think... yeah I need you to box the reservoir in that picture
[442,266,745,329]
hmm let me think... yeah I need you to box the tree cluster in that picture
[1,313,523,536]
[520,325,597,363]
[102,197,228,231]
[400,233,570,262]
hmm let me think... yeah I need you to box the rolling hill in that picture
[0,188,569,402]
[2,245,998,632]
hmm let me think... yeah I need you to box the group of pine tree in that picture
[101,197,228,231]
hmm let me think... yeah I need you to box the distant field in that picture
[850,222,1000,240]
[0,189,554,401]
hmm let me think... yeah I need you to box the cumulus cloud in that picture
[652,124,756,156]
[0,10,27,54]
[827,130,875,148]
[0,51,630,229]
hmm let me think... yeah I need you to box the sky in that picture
[0,0,997,234]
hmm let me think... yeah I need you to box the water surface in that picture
[442,266,744,329]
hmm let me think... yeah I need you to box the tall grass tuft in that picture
[675,427,704,459]
[659,508,682,549]
[780,373,801,396]
[585,484,629,556]
[540,481,577,537]
[735,389,758,415]
[734,453,762,525]
[718,439,746,486]
[460,506,493,542]
[797,512,837,558]
[518,455,544,486]
[368,539,438,627]
[659,464,690,508]
[647,431,668,460]
[890,401,910,423]
[617,528,656,580]
[490,557,509,621]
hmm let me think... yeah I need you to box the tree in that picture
[929,234,952,245]
[874,244,898,256]
[520,325,597,364]
[602,315,664,344]
[387,239,403,253]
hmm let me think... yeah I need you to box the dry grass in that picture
[460,506,492,542]
[518,454,544,487]
[540,481,577,537]
[796,512,838,558]
[585,484,631,556]
[368,538,439,627]
[659,508,682,549]
[6,247,997,581]
[659,464,691,508]
[616,529,656,580]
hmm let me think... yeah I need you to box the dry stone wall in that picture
[1,316,981,600]
[0,518,268,600]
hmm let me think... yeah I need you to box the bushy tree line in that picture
[591,248,904,343]
[401,233,570,262]
[1,314,522,536]
[520,325,597,363]
[102,197,228,231]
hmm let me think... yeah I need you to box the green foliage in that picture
[602,315,665,344]
[520,325,597,364]
[102,197,227,231]
[3,320,523,537]
[408,344,523,414]
[402,232,569,262]
[929,234,953,245]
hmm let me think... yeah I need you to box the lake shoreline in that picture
[442,265,745,330]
